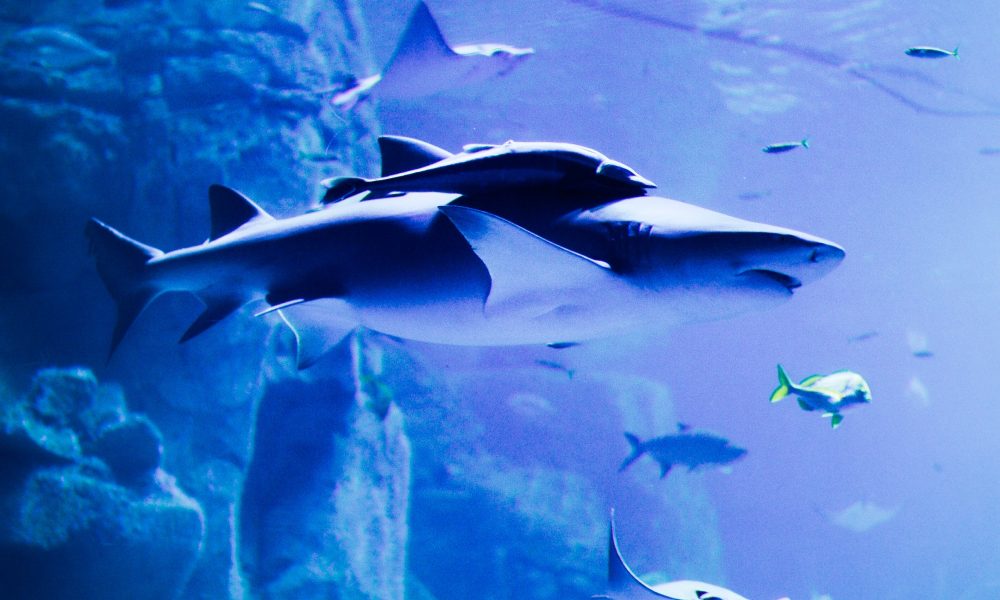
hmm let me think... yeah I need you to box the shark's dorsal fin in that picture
[208,185,273,241]
[438,205,616,318]
[378,135,452,176]
[384,1,454,73]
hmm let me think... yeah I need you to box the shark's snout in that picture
[733,233,844,294]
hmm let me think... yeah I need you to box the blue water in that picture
[5,1,1000,598]
[369,1,1000,597]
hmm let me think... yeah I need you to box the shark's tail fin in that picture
[618,432,645,472]
[85,218,163,358]
[801,137,810,149]
[770,364,794,403]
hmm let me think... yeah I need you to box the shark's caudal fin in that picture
[604,510,683,599]
[770,364,794,403]
[85,218,164,357]
[378,135,452,176]
[619,432,645,472]
[439,205,616,319]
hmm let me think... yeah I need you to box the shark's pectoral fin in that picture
[378,135,452,176]
[660,463,673,478]
[180,292,245,343]
[439,205,617,318]
[277,298,358,369]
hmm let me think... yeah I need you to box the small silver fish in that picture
[762,138,809,154]
[904,46,958,59]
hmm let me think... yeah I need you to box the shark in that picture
[321,135,656,204]
[86,184,844,368]
[332,1,533,108]
[596,511,788,600]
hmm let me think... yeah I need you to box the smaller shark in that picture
[595,511,784,600]
[321,136,655,204]
[770,364,871,428]
[332,1,533,108]
[619,425,746,479]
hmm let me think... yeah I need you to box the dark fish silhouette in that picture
[619,425,747,478]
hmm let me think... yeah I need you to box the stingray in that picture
[332,1,533,108]
[86,185,843,368]
[597,511,789,599]
[321,135,655,204]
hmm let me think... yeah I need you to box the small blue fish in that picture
[762,138,809,154]
[905,46,958,59]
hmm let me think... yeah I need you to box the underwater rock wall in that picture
[0,1,382,598]
[239,334,411,600]
[0,0,378,371]
[0,368,205,600]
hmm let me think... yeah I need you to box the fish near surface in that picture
[904,46,958,59]
[332,1,533,108]
[86,186,844,368]
[321,135,655,204]
[762,138,809,154]
[770,364,871,428]
[619,425,747,478]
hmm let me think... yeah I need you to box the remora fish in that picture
[596,511,786,600]
[332,1,533,108]
[86,186,844,368]
[619,425,747,478]
[321,135,655,204]
[904,46,958,59]
[770,364,871,428]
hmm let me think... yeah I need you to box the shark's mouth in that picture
[740,269,802,292]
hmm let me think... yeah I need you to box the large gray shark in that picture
[321,135,655,204]
[86,186,843,368]
[332,1,533,108]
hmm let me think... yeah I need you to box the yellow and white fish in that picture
[770,364,871,428]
